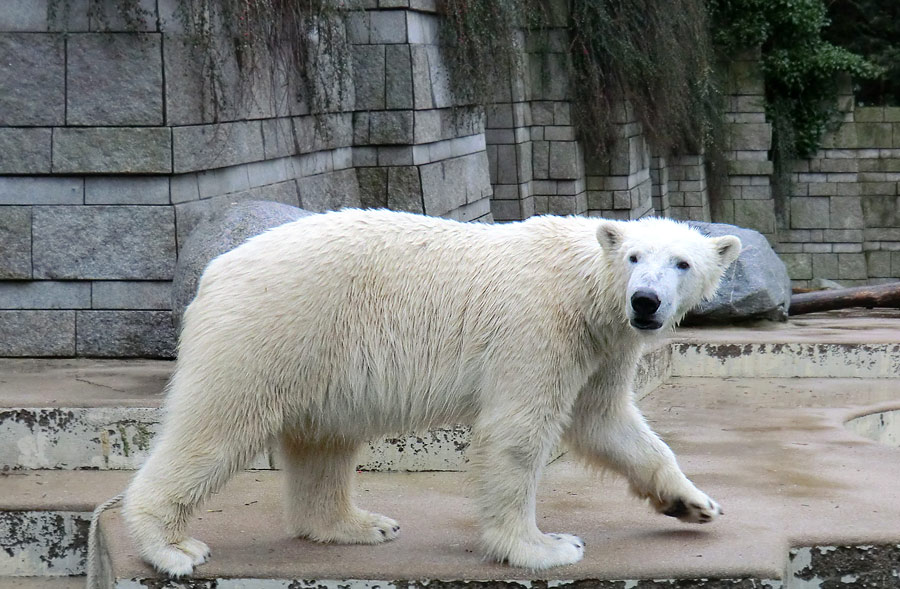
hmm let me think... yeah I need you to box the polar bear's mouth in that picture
[630,317,663,331]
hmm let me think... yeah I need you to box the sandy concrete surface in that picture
[88,375,900,583]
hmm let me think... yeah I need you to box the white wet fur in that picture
[122,209,741,575]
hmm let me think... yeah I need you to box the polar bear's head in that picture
[596,218,742,333]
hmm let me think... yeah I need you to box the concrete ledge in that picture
[87,375,900,586]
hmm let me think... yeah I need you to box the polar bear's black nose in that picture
[631,290,660,315]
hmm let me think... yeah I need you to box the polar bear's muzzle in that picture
[629,290,663,331]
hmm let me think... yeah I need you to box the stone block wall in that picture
[3,5,900,359]
[0,1,494,358]
[779,104,900,287]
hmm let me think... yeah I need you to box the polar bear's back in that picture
[173,209,603,436]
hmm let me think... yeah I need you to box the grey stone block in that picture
[861,195,900,227]
[76,310,175,358]
[548,141,579,179]
[175,181,301,248]
[352,45,386,110]
[369,10,407,43]
[170,174,199,204]
[532,140,549,178]
[0,177,82,205]
[369,111,414,145]
[838,253,867,280]
[733,200,775,234]
[198,165,251,199]
[1,0,88,31]
[385,44,413,109]
[87,0,157,32]
[0,33,65,124]
[866,251,892,277]
[425,44,453,108]
[299,169,361,212]
[421,158,466,216]
[387,166,424,213]
[414,110,441,144]
[829,196,864,230]
[172,121,264,173]
[173,200,312,329]
[685,222,792,324]
[358,167,388,209]
[811,253,837,278]
[0,206,31,278]
[377,146,414,166]
[0,310,75,356]
[0,281,91,309]
[0,128,52,173]
[346,10,370,43]
[410,45,433,110]
[790,197,831,229]
[67,33,163,125]
[92,281,172,310]
[780,253,812,280]
[33,206,176,280]
[85,176,170,205]
[262,118,297,159]
[247,158,292,188]
[53,127,172,174]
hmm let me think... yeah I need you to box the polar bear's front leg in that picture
[565,376,723,525]
[470,415,584,569]
[279,434,400,544]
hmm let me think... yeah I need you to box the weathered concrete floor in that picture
[1,311,898,584]
[4,375,892,583]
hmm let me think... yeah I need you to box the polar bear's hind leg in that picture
[280,433,400,544]
[123,387,276,577]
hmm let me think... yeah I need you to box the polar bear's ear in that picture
[596,221,625,252]
[713,235,742,267]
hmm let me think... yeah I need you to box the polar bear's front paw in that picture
[656,491,723,524]
[493,532,585,569]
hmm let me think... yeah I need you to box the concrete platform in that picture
[1,311,899,587]
[77,375,898,586]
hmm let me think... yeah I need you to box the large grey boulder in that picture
[172,200,314,331]
[684,221,791,324]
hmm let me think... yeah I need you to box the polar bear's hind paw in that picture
[176,537,211,565]
[499,532,585,569]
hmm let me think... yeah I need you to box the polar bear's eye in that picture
[676,260,690,270]
[628,254,639,264]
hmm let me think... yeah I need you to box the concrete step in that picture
[0,360,490,472]
[79,375,896,587]
[0,578,85,589]
[5,376,898,586]
[3,310,899,473]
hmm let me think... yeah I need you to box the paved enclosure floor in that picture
[87,376,900,583]
[1,311,898,585]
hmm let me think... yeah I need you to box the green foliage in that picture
[709,0,882,158]
[825,0,900,106]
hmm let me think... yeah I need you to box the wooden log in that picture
[789,282,900,316]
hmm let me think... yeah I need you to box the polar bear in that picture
[122,208,741,576]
